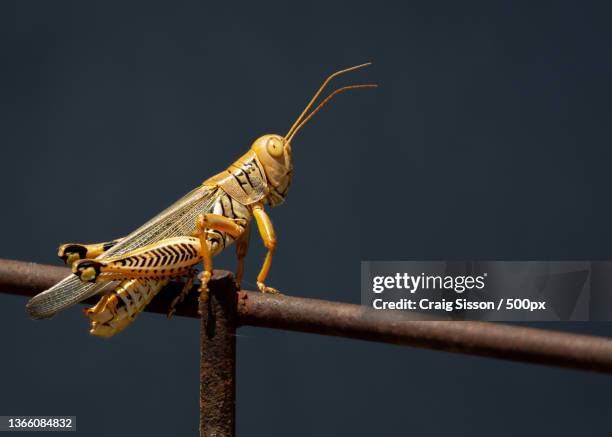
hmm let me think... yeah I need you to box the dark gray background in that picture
[1,1,611,436]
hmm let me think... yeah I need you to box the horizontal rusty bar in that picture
[2,258,612,374]
[237,291,612,373]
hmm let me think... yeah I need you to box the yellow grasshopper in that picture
[26,63,376,337]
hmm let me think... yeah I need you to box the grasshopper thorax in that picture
[250,134,293,207]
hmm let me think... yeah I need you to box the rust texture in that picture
[237,291,612,374]
[3,258,612,374]
[200,271,237,437]
[0,259,68,298]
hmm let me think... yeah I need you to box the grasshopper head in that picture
[251,134,293,206]
[252,63,376,206]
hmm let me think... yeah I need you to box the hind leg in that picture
[167,269,197,319]
[86,278,168,337]
[72,214,245,290]
[72,236,203,283]
[58,238,123,267]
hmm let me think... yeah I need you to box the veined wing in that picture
[26,184,222,319]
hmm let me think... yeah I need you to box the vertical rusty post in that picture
[200,271,237,437]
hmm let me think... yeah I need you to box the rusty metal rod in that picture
[3,258,612,373]
[237,291,612,373]
[200,272,236,437]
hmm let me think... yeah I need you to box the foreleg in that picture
[251,203,279,294]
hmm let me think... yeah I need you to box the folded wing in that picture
[26,185,222,319]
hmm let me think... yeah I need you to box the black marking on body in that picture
[159,247,170,267]
[60,245,88,262]
[157,247,170,264]
[251,158,265,180]
[187,244,197,258]
[177,246,187,262]
[231,174,248,193]
[222,196,235,219]
[164,246,176,263]
[229,197,237,217]
[167,245,179,261]
[75,260,102,281]
[185,244,196,259]
[103,240,118,251]
[209,230,226,250]
[241,168,255,188]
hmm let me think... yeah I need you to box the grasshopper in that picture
[26,63,376,337]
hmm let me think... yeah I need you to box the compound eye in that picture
[266,137,284,158]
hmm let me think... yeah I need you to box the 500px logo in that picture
[372,273,487,294]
